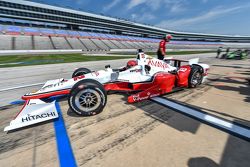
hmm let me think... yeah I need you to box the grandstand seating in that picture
[124,41,137,49]
[15,36,33,50]
[24,27,41,36]
[40,28,56,36]
[78,31,91,38]
[100,39,120,49]
[5,25,22,35]
[51,37,72,49]
[129,41,142,48]
[68,31,80,37]
[119,41,132,49]
[79,38,99,50]
[110,40,127,49]
[55,29,69,37]
[0,24,225,51]
[90,39,110,50]
[0,35,12,50]
[67,38,86,50]
[34,36,54,50]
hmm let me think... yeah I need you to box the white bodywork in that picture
[4,99,58,131]
[4,53,209,132]
[26,53,178,96]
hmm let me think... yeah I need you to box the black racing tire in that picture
[72,68,91,78]
[68,79,107,116]
[220,54,226,59]
[188,66,203,88]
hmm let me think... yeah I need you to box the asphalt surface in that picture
[0,53,249,167]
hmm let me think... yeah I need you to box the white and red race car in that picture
[4,50,209,131]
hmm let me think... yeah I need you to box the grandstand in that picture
[0,0,249,52]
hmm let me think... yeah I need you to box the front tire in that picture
[72,68,91,78]
[68,79,107,116]
[188,66,203,88]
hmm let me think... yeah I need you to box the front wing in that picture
[4,99,58,132]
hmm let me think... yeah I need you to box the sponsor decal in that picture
[117,79,130,82]
[179,68,188,72]
[133,93,160,101]
[148,60,169,70]
[21,112,56,122]
[90,71,100,77]
[133,95,148,101]
[73,75,85,81]
[130,69,142,73]
[204,68,209,75]
[95,72,99,76]
[41,82,63,90]
[41,84,53,90]
[150,93,160,98]
[78,85,85,89]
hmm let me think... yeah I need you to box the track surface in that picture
[0,53,249,167]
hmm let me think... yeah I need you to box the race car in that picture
[220,49,249,60]
[4,50,209,132]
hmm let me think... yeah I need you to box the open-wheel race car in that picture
[4,50,209,131]
[220,49,249,60]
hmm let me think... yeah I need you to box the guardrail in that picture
[0,49,84,56]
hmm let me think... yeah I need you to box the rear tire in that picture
[220,54,226,59]
[72,68,91,78]
[188,66,203,88]
[68,79,107,116]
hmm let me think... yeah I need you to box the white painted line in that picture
[0,83,44,92]
[0,62,23,66]
[152,97,250,140]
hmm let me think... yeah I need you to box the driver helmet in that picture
[127,60,137,68]
[165,34,172,40]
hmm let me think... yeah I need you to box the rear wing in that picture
[188,58,199,65]
[163,57,199,68]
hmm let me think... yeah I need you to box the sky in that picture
[31,0,250,35]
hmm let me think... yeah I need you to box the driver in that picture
[126,60,137,68]
[119,60,138,71]
[157,34,172,60]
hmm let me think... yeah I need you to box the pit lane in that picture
[0,53,249,167]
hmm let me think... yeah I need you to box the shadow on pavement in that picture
[118,93,202,134]
[188,157,219,167]
[188,134,250,167]
[207,76,250,103]
[212,64,250,69]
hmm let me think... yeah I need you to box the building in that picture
[0,0,249,43]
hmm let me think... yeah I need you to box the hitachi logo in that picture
[21,112,56,122]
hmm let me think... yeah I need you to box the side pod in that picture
[4,99,58,132]
[128,73,176,103]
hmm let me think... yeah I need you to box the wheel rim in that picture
[75,89,101,112]
[191,71,202,85]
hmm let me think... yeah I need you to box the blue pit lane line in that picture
[151,97,250,141]
[10,100,25,105]
[54,99,77,167]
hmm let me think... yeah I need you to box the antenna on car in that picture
[138,49,143,53]
[137,49,143,59]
